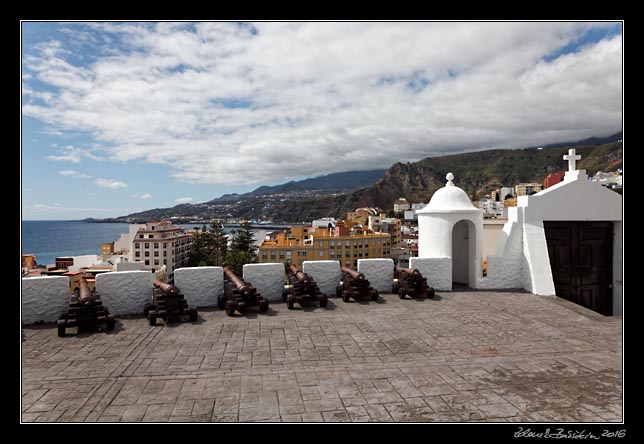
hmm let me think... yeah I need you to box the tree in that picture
[186,221,228,267]
[224,220,256,275]
[231,220,256,257]
[208,220,228,266]
[187,225,210,267]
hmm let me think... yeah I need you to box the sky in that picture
[21,21,623,220]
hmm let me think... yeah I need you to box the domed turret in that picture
[419,173,478,213]
[416,172,484,289]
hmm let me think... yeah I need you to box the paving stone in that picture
[322,410,351,422]
[21,291,622,423]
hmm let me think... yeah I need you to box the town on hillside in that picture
[22,165,622,289]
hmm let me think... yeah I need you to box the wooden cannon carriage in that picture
[144,280,198,326]
[336,266,379,302]
[218,267,269,316]
[392,266,435,299]
[57,278,115,337]
[282,263,328,309]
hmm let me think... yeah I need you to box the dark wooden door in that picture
[544,221,613,315]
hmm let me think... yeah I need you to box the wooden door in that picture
[544,221,613,315]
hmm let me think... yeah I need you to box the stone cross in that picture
[563,148,581,172]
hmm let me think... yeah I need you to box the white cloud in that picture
[23,22,622,185]
[95,178,128,190]
[140,193,152,199]
[58,169,91,179]
[33,203,122,212]
[47,145,104,163]
[174,197,193,204]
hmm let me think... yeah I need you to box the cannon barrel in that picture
[153,279,180,296]
[341,266,365,281]
[78,278,95,306]
[396,266,421,277]
[289,264,309,283]
[224,266,249,293]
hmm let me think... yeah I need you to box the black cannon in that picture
[57,278,115,337]
[218,267,269,316]
[282,263,328,309]
[336,266,379,302]
[144,280,198,326]
[392,266,435,299]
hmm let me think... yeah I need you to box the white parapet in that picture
[410,257,452,291]
[96,270,153,316]
[303,260,341,297]
[21,276,69,324]
[243,263,285,302]
[357,258,394,293]
[174,266,223,307]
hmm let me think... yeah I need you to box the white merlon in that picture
[21,276,69,324]
[243,263,285,302]
[96,270,153,316]
[410,257,452,292]
[357,258,394,293]
[303,260,341,297]
[174,266,223,308]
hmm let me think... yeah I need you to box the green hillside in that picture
[264,141,622,222]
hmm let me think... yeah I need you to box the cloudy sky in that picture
[22,21,622,220]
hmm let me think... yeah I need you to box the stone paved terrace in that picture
[21,290,622,423]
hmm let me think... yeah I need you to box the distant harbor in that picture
[21,220,273,267]
[222,223,298,230]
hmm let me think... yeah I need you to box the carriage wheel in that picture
[342,291,350,303]
[371,290,379,301]
[226,305,236,317]
[218,294,226,309]
[319,296,328,308]
[189,308,198,322]
[259,301,269,313]
[106,316,116,331]
[148,311,157,326]
[57,319,66,337]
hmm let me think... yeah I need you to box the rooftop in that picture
[21,290,621,423]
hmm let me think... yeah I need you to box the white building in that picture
[483,149,622,316]
[404,203,426,221]
[478,198,506,218]
[114,223,145,261]
[131,221,193,282]
[592,171,622,189]
[501,187,515,198]
[312,217,337,230]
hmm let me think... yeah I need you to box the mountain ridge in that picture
[93,132,622,224]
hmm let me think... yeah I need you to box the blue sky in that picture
[22,22,622,220]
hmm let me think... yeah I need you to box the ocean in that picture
[21,220,266,267]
